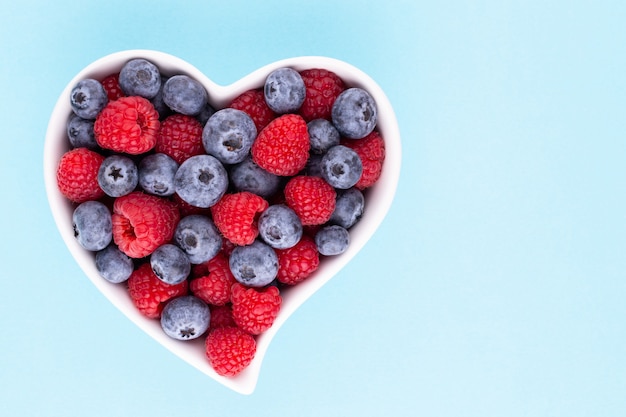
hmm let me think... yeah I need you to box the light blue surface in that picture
[1,0,625,416]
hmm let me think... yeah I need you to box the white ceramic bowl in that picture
[43,50,401,394]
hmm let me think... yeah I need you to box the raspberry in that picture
[209,304,237,329]
[94,96,160,155]
[172,193,210,218]
[341,130,385,189]
[112,191,180,258]
[251,114,310,176]
[230,283,282,335]
[100,73,125,101]
[127,263,188,319]
[228,88,276,132]
[205,326,256,377]
[210,192,269,246]
[276,235,320,285]
[190,253,237,306]
[299,68,346,122]
[56,147,106,203]
[155,114,204,164]
[284,176,336,226]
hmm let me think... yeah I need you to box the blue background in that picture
[1,0,625,416]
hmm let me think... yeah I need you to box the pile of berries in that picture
[57,58,385,377]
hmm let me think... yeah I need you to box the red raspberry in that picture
[127,263,188,319]
[299,68,345,122]
[251,114,310,176]
[284,176,336,226]
[112,191,180,258]
[209,304,237,330]
[228,88,276,132]
[56,147,106,203]
[190,253,237,306]
[276,235,320,285]
[205,326,256,377]
[100,73,125,101]
[230,283,282,335]
[341,131,385,189]
[155,114,204,164]
[94,96,160,155]
[210,192,269,246]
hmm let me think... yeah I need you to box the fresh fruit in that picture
[162,74,208,116]
[72,200,112,251]
[210,192,269,246]
[94,96,160,154]
[100,73,125,101]
[174,154,228,208]
[264,67,306,114]
[228,88,276,131]
[257,204,303,249]
[205,326,256,377]
[160,295,211,340]
[150,243,191,285]
[70,79,108,120]
[189,252,237,306]
[97,154,139,197]
[314,225,350,256]
[228,157,281,199]
[172,214,222,264]
[340,130,386,190]
[202,108,257,164]
[251,113,310,176]
[298,68,345,122]
[331,87,378,139]
[307,118,340,154]
[329,187,365,229]
[155,114,204,164]
[228,240,279,287]
[276,234,320,285]
[56,147,105,203]
[320,145,363,190]
[111,191,180,259]
[67,115,97,149]
[138,153,179,197]
[231,283,282,335]
[284,175,336,226]
[118,58,162,99]
[95,244,134,284]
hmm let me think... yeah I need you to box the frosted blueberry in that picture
[264,67,306,114]
[70,79,108,120]
[320,145,363,189]
[67,115,98,149]
[150,244,191,285]
[163,75,208,116]
[174,155,228,208]
[202,108,257,164]
[72,200,112,251]
[138,153,179,196]
[307,118,340,154]
[229,157,281,198]
[331,87,378,139]
[229,240,279,287]
[95,244,134,284]
[160,296,210,341]
[173,215,222,264]
[314,225,350,256]
[330,188,365,229]
[258,204,303,249]
[118,58,161,99]
[98,155,139,197]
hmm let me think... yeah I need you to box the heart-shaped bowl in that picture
[43,50,401,394]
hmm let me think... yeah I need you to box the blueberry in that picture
[314,225,350,256]
[307,118,340,154]
[162,74,208,116]
[258,204,303,249]
[229,240,278,287]
[264,67,306,114]
[150,244,191,285]
[160,295,210,341]
[118,58,162,99]
[95,244,134,284]
[174,154,228,208]
[67,115,98,149]
[331,87,378,139]
[229,157,281,198]
[320,145,363,189]
[72,200,112,251]
[196,102,217,126]
[138,153,179,196]
[304,153,324,177]
[97,155,139,197]
[202,108,257,164]
[330,187,365,229]
[70,79,108,120]
[173,215,222,264]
